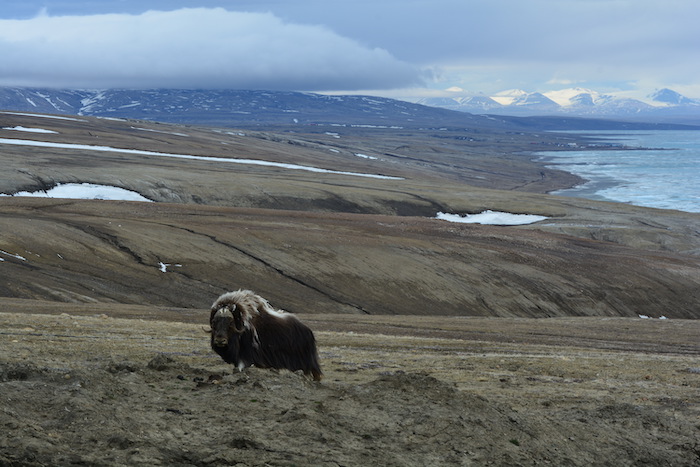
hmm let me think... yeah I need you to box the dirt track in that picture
[1,310,699,466]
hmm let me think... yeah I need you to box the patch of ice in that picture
[436,210,548,226]
[3,183,152,202]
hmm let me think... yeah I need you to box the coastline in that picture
[535,152,622,201]
[534,130,700,213]
[549,176,622,201]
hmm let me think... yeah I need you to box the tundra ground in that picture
[1,113,699,465]
[1,309,699,466]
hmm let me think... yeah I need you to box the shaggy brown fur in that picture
[209,289,322,381]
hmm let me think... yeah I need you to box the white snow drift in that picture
[436,210,548,226]
[3,183,151,202]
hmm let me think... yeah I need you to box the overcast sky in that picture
[1,1,699,99]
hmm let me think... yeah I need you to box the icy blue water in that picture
[539,130,700,213]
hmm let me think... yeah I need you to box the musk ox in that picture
[209,289,322,381]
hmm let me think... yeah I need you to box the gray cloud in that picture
[2,1,699,96]
[0,8,424,90]
[233,0,700,94]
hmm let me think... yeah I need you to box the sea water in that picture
[538,130,700,213]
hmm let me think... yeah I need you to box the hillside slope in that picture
[1,198,699,318]
[1,111,699,318]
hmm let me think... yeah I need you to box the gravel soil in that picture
[1,310,699,466]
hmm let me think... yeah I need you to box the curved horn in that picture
[231,305,248,333]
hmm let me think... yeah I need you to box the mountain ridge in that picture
[0,87,509,130]
[2,86,699,130]
[417,87,700,124]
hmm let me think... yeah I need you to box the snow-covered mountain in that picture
[493,89,559,111]
[543,88,612,107]
[2,86,698,130]
[0,87,517,129]
[417,88,700,123]
[648,88,696,106]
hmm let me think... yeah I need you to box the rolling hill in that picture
[1,111,698,318]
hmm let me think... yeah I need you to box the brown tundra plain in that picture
[1,111,699,466]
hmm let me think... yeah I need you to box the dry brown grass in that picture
[1,310,699,466]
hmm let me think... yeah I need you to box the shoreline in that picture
[532,130,700,213]
[533,149,623,200]
[549,176,621,201]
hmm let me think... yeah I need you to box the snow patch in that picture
[3,183,152,202]
[158,262,182,273]
[436,210,548,225]
[355,153,378,160]
[35,92,63,111]
[0,111,85,121]
[2,126,58,134]
[0,250,27,261]
[0,138,403,180]
[133,127,189,137]
[491,89,528,106]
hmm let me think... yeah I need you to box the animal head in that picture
[210,303,247,348]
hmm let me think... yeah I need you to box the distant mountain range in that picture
[416,88,700,125]
[1,87,699,130]
[0,87,512,130]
